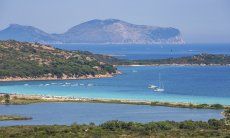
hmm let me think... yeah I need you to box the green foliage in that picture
[0,119,229,137]
[3,94,10,104]
[196,104,209,108]
[107,53,230,65]
[210,104,224,109]
[208,119,225,129]
[224,109,230,125]
[0,40,116,79]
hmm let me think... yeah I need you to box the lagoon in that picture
[0,103,223,126]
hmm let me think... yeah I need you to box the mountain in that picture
[0,19,185,44]
[54,19,184,44]
[0,24,59,44]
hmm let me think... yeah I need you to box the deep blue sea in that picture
[54,44,230,60]
[0,44,230,125]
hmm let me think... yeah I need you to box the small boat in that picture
[154,88,164,92]
[148,73,165,92]
[132,70,137,73]
[154,73,164,92]
[87,83,93,87]
[148,84,157,89]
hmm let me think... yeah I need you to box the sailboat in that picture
[148,73,165,92]
[154,73,164,92]
[148,84,157,89]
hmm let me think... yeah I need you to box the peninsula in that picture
[0,40,118,81]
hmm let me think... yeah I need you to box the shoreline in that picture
[118,63,230,67]
[0,71,121,82]
[1,64,229,82]
[0,93,229,110]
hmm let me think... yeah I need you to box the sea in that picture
[0,43,230,125]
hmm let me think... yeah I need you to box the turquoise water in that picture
[0,103,223,126]
[1,66,230,105]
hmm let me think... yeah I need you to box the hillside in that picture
[0,40,117,81]
[90,53,230,66]
[0,19,184,44]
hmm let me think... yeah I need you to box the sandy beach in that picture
[1,93,229,109]
[0,71,122,82]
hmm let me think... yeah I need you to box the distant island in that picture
[109,53,230,66]
[85,52,230,66]
[0,19,184,44]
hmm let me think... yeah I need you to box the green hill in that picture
[0,40,116,80]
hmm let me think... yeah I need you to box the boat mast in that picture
[159,73,161,88]
[159,73,164,89]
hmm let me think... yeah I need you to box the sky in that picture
[0,0,230,43]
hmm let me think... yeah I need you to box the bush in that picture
[4,94,10,104]
[208,119,225,129]
[179,120,196,130]
[210,104,224,109]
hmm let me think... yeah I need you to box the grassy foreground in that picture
[0,119,230,138]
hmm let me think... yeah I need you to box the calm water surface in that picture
[0,103,223,126]
[53,44,230,60]
[1,66,230,105]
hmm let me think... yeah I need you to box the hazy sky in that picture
[0,0,230,43]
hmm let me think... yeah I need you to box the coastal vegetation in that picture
[94,53,230,66]
[0,94,46,105]
[150,102,225,109]
[224,109,230,125]
[3,94,10,104]
[128,53,230,65]
[0,115,31,121]
[0,40,116,80]
[0,94,229,110]
[0,119,229,137]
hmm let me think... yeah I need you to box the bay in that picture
[1,66,230,105]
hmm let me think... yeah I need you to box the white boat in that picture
[132,70,137,73]
[154,88,164,92]
[154,73,164,92]
[148,84,157,89]
[87,83,93,87]
[148,73,165,92]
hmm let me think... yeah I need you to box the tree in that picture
[4,94,10,104]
